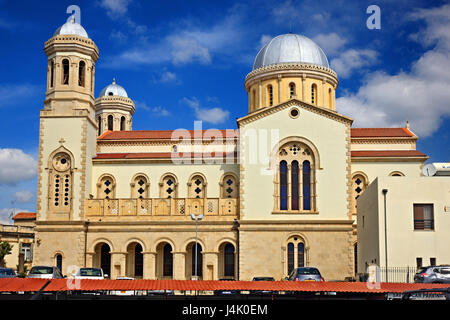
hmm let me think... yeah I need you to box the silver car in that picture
[414,265,450,284]
[287,267,324,282]
[27,266,64,279]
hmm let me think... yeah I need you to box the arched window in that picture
[221,174,238,198]
[352,173,368,215]
[286,236,306,276]
[328,88,333,108]
[303,160,311,210]
[97,175,116,199]
[276,141,316,212]
[78,61,85,87]
[160,174,178,198]
[311,84,317,105]
[55,254,62,272]
[267,85,273,106]
[120,116,126,131]
[163,243,173,277]
[50,60,55,88]
[62,59,69,85]
[287,242,294,275]
[49,152,72,212]
[191,243,202,277]
[188,174,206,199]
[289,82,296,98]
[107,115,114,131]
[291,161,299,210]
[224,244,235,277]
[131,174,149,199]
[98,116,102,136]
[279,161,288,210]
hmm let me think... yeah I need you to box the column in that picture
[322,78,326,107]
[277,74,282,104]
[274,164,279,211]
[287,164,292,211]
[173,251,186,280]
[301,74,306,102]
[143,252,156,279]
[204,252,219,280]
[258,80,262,108]
[85,252,94,268]
[110,252,127,279]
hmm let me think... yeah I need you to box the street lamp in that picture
[190,213,203,280]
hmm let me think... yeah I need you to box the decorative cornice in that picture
[237,98,353,127]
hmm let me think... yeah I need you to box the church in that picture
[32,17,428,281]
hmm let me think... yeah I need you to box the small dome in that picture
[99,79,129,98]
[253,34,329,70]
[54,18,89,38]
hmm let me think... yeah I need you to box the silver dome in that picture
[253,34,329,70]
[99,79,129,98]
[54,18,89,38]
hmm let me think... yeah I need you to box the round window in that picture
[289,108,300,118]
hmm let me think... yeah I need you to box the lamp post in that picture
[190,213,203,280]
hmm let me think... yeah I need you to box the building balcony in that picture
[85,198,238,220]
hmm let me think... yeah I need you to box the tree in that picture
[0,241,13,267]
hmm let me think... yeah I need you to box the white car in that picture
[74,268,107,280]
[27,266,64,279]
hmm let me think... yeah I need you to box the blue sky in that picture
[0,0,449,223]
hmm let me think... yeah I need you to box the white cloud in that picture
[331,49,378,78]
[0,208,30,225]
[0,84,40,107]
[135,101,171,117]
[337,4,450,137]
[0,149,37,184]
[313,33,348,56]
[258,34,272,50]
[182,97,230,125]
[14,191,33,204]
[99,0,131,18]
[105,11,245,67]
[157,71,178,84]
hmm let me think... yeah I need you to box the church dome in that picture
[253,34,329,70]
[99,79,129,98]
[54,18,89,38]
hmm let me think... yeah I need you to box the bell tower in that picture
[36,17,99,222]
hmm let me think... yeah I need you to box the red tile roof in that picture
[351,150,427,158]
[94,152,238,160]
[12,212,37,220]
[0,278,448,294]
[351,128,415,138]
[99,128,415,141]
[98,130,239,141]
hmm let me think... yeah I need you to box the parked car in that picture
[286,267,324,282]
[27,266,64,279]
[74,268,107,280]
[414,265,450,284]
[214,278,238,295]
[252,277,275,281]
[251,276,275,294]
[0,268,16,278]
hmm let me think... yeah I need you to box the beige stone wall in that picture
[358,176,450,271]
[239,101,350,221]
[239,221,354,281]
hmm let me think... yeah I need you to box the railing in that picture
[85,198,238,217]
[414,219,434,230]
[359,267,418,283]
[0,225,35,234]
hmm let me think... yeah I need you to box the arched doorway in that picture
[126,242,143,278]
[94,243,111,278]
[186,242,202,279]
[218,242,235,279]
[156,242,173,279]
